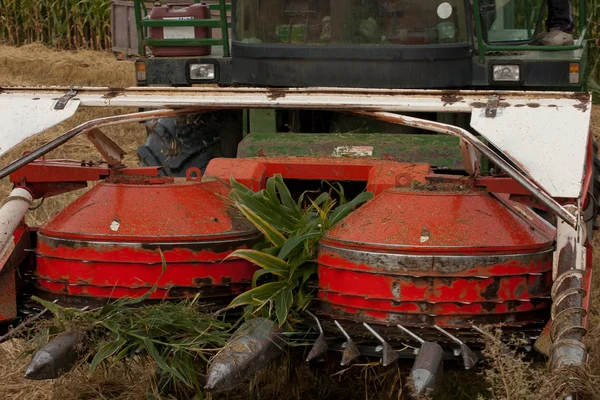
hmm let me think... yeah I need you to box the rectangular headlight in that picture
[189,64,215,80]
[492,65,520,82]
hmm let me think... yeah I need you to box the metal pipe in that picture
[353,110,577,228]
[0,108,200,180]
[0,188,33,257]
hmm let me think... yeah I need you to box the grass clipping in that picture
[25,292,231,399]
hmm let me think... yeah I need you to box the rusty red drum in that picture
[35,179,260,308]
[318,189,554,341]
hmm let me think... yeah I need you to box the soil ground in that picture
[0,43,599,399]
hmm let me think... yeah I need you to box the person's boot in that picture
[540,27,574,46]
[532,29,548,44]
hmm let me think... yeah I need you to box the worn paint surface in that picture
[323,190,553,252]
[0,86,588,111]
[237,133,463,168]
[204,156,431,195]
[470,95,591,198]
[317,189,554,333]
[35,179,260,304]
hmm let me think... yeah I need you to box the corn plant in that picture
[0,0,111,50]
[226,174,373,329]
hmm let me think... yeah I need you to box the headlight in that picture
[189,64,215,80]
[569,63,580,84]
[492,65,520,82]
[135,60,146,82]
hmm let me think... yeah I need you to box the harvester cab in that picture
[0,0,596,396]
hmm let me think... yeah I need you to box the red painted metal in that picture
[10,160,164,199]
[318,188,554,332]
[204,157,431,195]
[35,179,260,305]
[323,190,553,253]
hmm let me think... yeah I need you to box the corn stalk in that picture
[226,174,373,329]
[0,0,111,50]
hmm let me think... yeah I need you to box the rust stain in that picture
[526,103,541,108]
[569,93,590,112]
[266,90,288,100]
[441,94,464,106]
[102,88,125,99]
[471,102,487,108]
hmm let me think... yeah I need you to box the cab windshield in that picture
[234,0,468,45]
[479,0,546,43]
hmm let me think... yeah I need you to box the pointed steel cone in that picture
[363,323,399,367]
[334,320,360,366]
[25,330,82,380]
[307,334,328,362]
[396,325,443,397]
[410,341,444,397]
[306,311,328,362]
[434,325,479,370]
[204,318,285,392]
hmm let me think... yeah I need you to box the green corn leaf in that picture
[99,319,119,334]
[226,249,289,274]
[229,281,288,308]
[31,296,63,316]
[265,175,279,203]
[90,337,126,373]
[329,191,374,226]
[143,337,190,387]
[230,186,291,227]
[323,181,347,205]
[307,192,330,209]
[295,286,312,310]
[274,287,293,327]
[251,268,276,288]
[277,232,321,260]
[237,203,287,247]
[273,174,301,215]
[309,197,330,227]
[291,262,318,284]
[122,248,168,306]
[112,343,136,363]
[229,174,253,195]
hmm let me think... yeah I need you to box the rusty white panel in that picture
[0,86,590,113]
[0,95,79,158]
[470,96,591,199]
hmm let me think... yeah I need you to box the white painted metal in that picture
[0,86,591,201]
[0,86,589,112]
[0,95,79,157]
[552,205,587,279]
[0,188,33,260]
[470,95,592,199]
